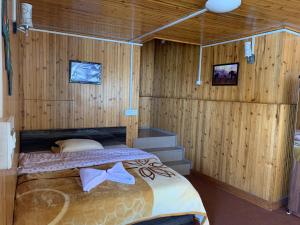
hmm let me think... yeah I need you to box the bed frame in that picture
[135,215,195,225]
[20,127,126,153]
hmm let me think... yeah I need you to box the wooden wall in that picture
[139,32,300,205]
[140,34,300,104]
[19,32,141,146]
[0,0,20,224]
[1,19,141,225]
[297,103,300,130]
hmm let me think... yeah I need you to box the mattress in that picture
[14,148,209,225]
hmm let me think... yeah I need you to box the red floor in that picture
[187,174,300,225]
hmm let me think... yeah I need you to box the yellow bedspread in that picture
[14,158,209,225]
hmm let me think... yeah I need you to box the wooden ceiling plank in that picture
[23,0,300,45]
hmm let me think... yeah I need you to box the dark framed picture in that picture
[69,60,102,85]
[212,63,239,86]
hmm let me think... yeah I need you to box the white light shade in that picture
[20,3,33,28]
[205,0,241,13]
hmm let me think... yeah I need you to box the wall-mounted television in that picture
[212,63,239,86]
[69,60,102,85]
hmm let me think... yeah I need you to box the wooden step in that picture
[138,128,176,138]
[143,146,184,162]
[133,128,177,149]
[164,160,192,176]
[133,136,177,149]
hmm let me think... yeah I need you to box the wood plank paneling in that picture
[19,31,141,146]
[296,97,300,130]
[1,1,20,225]
[139,32,300,205]
[0,155,18,225]
[24,0,202,42]
[23,0,300,45]
[139,97,153,128]
[272,105,296,202]
[140,41,155,97]
[145,97,296,202]
[143,33,299,104]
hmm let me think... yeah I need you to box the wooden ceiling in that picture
[24,0,300,45]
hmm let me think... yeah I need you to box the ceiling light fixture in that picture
[205,0,241,13]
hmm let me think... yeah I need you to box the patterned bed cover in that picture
[14,148,209,225]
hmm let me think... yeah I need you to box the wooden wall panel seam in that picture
[140,96,299,106]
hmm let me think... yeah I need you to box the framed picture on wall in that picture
[212,63,239,86]
[69,60,102,85]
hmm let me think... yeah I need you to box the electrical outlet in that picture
[125,109,138,116]
[196,80,202,86]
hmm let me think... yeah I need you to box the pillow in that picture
[295,135,300,141]
[53,139,104,153]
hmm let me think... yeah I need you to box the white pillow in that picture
[54,139,104,153]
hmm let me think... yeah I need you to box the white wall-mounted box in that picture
[0,117,16,170]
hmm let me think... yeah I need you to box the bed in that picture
[14,128,209,225]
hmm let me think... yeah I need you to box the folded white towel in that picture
[79,162,135,192]
[79,168,107,192]
[106,162,135,185]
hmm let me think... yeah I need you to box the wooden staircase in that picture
[133,128,191,175]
